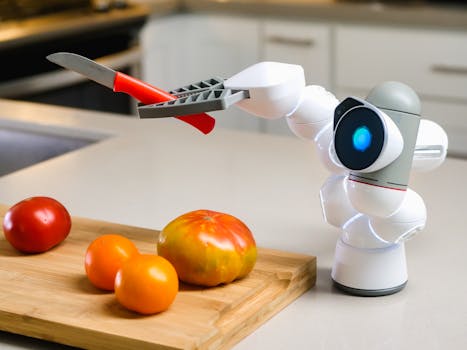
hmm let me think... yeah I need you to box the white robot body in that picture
[320,174,426,294]
[413,119,449,172]
[226,62,447,296]
[346,180,407,218]
[369,188,427,243]
[332,238,408,294]
[286,85,339,133]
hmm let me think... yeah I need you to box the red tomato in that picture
[2,197,71,253]
[158,209,257,287]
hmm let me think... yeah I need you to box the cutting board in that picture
[0,205,316,350]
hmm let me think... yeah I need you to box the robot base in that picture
[331,238,408,297]
[333,280,407,297]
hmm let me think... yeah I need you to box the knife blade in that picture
[46,52,215,134]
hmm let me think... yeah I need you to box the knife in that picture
[46,52,215,134]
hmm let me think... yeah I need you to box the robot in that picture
[138,62,448,296]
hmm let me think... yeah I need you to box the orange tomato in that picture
[84,234,139,291]
[115,254,178,315]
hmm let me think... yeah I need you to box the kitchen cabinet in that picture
[260,20,332,135]
[141,14,261,131]
[335,25,467,155]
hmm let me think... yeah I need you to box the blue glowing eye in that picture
[352,126,372,152]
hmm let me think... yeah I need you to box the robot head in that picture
[333,82,422,217]
[333,96,404,173]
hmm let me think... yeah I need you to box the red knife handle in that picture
[113,72,215,134]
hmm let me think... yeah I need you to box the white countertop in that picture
[0,99,466,349]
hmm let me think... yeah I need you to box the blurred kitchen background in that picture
[0,0,466,155]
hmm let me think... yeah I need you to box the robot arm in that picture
[224,62,343,173]
[225,62,448,174]
[138,60,448,175]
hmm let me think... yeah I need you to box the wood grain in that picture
[0,205,316,349]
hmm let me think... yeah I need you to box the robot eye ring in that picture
[333,106,386,171]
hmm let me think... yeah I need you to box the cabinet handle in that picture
[266,35,315,48]
[431,64,467,75]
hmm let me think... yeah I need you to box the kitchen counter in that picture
[0,99,466,349]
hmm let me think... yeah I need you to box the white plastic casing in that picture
[224,62,305,119]
[412,119,448,172]
[321,175,426,245]
[332,239,408,291]
[369,188,426,243]
[286,85,342,173]
[341,214,390,249]
[346,179,406,218]
[320,174,358,228]
[316,124,347,174]
[286,85,339,139]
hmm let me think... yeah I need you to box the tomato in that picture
[84,234,139,291]
[115,254,178,315]
[158,209,257,287]
[2,196,72,253]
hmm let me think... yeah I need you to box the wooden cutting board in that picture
[0,205,316,350]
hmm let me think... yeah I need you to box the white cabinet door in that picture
[141,15,184,90]
[335,25,467,100]
[141,14,261,132]
[335,25,467,157]
[261,20,332,135]
[421,99,467,157]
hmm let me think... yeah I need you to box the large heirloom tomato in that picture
[158,210,257,287]
[3,196,72,253]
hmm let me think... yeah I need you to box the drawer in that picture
[261,20,331,135]
[422,99,467,156]
[262,20,331,88]
[335,25,467,101]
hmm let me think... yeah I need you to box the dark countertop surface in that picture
[0,1,176,50]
